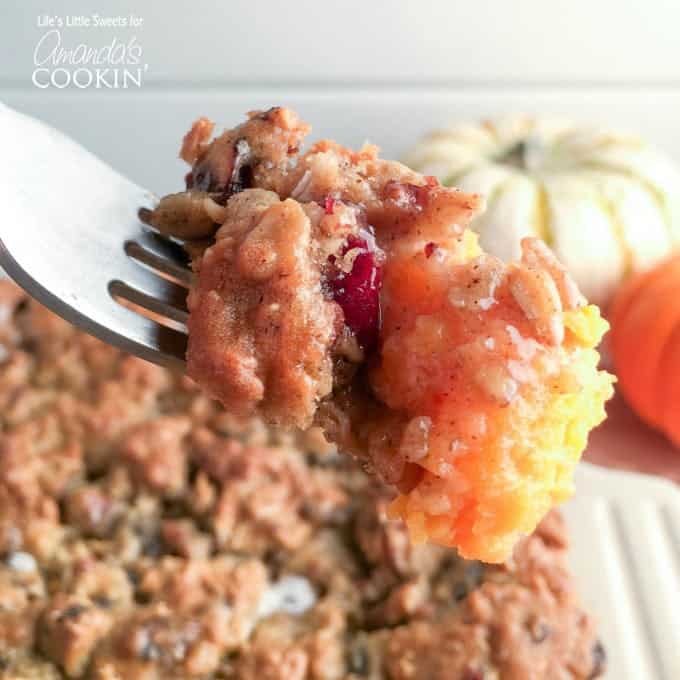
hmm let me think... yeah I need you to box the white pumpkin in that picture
[404,117,680,306]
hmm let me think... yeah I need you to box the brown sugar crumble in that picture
[0,279,604,678]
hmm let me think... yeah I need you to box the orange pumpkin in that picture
[609,253,680,444]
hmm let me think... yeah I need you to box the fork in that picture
[0,103,192,368]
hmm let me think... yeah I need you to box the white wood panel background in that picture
[2,0,680,195]
[4,0,680,85]
[3,88,680,196]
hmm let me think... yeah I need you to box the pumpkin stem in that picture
[498,141,527,169]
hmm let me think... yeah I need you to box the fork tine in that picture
[113,255,189,312]
[125,229,193,286]
[149,324,188,362]
[114,309,188,365]
[109,279,189,325]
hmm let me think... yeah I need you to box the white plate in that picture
[565,463,680,679]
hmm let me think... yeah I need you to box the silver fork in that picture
[0,103,191,368]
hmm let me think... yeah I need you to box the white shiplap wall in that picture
[2,0,680,195]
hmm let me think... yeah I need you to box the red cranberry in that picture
[409,183,431,207]
[462,670,485,680]
[329,231,383,352]
[324,196,336,215]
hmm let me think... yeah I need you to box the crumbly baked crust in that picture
[0,281,604,679]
